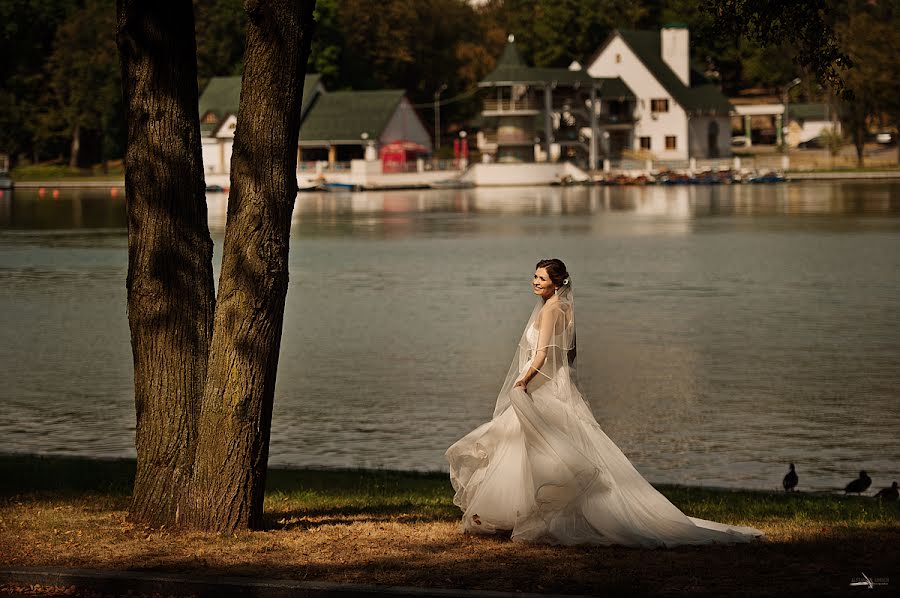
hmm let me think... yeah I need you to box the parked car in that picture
[875,132,896,145]
[730,135,750,148]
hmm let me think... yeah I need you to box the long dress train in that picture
[444,283,766,548]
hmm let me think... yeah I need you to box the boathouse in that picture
[475,35,636,169]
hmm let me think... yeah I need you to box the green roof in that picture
[480,39,596,87]
[298,89,406,143]
[789,103,831,121]
[605,29,731,115]
[198,73,323,121]
[594,77,635,100]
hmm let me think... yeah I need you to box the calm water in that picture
[1,181,899,492]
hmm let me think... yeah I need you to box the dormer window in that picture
[651,99,669,113]
[201,110,218,124]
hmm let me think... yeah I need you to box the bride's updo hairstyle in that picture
[536,258,569,288]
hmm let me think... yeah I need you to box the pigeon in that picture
[874,482,898,501]
[782,463,798,492]
[844,471,872,495]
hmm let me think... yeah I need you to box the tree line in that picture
[3,0,897,170]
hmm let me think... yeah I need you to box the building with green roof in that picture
[297,89,431,164]
[476,35,636,168]
[584,26,734,160]
[198,75,431,174]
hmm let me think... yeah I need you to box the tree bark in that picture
[69,123,80,170]
[116,0,215,527]
[181,0,315,531]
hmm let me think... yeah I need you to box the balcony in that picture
[482,98,541,115]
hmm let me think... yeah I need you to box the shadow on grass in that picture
[66,523,900,597]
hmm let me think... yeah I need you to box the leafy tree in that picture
[307,0,343,87]
[836,2,900,165]
[701,0,850,96]
[194,0,247,86]
[0,0,78,163]
[44,0,120,169]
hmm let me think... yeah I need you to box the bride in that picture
[445,258,766,548]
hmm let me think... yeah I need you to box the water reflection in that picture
[1,181,899,491]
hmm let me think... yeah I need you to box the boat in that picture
[748,171,786,184]
[429,179,475,189]
[321,181,360,192]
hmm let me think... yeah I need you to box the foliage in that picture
[818,127,844,157]
[42,0,121,169]
[835,2,900,165]
[194,0,247,87]
[702,0,851,97]
[0,0,78,161]
[2,0,897,169]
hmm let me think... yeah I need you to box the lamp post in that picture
[458,130,468,169]
[361,132,376,161]
[782,77,801,153]
[434,83,447,155]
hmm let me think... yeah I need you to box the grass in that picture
[10,162,124,182]
[1,454,899,596]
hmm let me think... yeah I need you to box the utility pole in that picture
[434,83,447,154]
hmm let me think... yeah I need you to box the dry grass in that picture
[1,456,898,597]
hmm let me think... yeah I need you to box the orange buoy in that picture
[38,187,46,197]
[110,187,119,198]
[52,189,60,199]
[0,190,4,198]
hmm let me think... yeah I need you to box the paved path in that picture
[0,567,586,598]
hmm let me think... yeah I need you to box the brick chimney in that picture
[661,25,690,86]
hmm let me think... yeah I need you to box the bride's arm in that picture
[514,308,557,389]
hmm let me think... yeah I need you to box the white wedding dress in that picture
[445,281,766,548]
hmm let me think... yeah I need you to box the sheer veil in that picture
[491,277,586,420]
[446,276,767,547]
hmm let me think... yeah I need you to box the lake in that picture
[1,180,898,492]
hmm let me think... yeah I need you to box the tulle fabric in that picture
[445,281,766,547]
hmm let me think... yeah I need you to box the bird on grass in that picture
[782,463,798,492]
[874,481,898,501]
[844,471,872,495]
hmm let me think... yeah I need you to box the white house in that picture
[585,26,732,160]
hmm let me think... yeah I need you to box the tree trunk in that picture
[69,123,80,170]
[116,0,215,527]
[181,0,315,532]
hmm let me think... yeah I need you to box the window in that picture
[639,137,651,150]
[615,53,621,63]
[665,136,677,150]
[201,111,218,124]
[651,98,669,113]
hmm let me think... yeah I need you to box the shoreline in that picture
[6,168,900,191]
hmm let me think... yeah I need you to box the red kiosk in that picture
[380,140,428,173]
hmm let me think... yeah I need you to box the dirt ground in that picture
[2,494,898,597]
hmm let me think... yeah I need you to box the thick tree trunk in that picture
[116,0,215,527]
[181,0,315,531]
